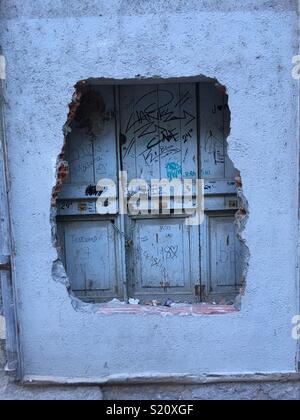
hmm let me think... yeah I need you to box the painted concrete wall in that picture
[0,1,299,380]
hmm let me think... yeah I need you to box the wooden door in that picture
[56,81,243,304]
[120,84,200,303]
[199,83,243,301]
[57,86,124,302]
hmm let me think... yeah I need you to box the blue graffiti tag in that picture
[166,162,182,180]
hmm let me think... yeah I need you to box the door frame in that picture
[0,74,20,377]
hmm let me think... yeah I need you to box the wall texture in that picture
[0,0,299,382]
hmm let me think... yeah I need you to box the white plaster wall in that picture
[0,0,299,379]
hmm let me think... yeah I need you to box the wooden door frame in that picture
[0,71,20,376]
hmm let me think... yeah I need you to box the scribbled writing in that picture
[123,89,196,165]
[204,129,225,165]
[85,184,104,197]
[162,245,179,260]
[184,170,196,178]
[142,144,181,165]
[71,235,102,244]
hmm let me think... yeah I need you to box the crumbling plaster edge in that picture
[51,74,250,315]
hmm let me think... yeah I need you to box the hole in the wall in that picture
[51,76,249,314]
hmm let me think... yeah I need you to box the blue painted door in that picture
[57,82,242,303]
[120,84,200,302]
[57,86,125,302]
[199,83,243,301]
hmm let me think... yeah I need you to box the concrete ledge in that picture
[19,373,300,400]
[0,376,103,400]
[23,372,300,386]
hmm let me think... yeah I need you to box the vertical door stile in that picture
[200,82,241,302]
[199,82,209,298]
[115,85,128,302]
[196,82,203,297]
[0,73,19,375]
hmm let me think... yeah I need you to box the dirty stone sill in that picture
[23,372,300,387]
[96,303,238,316]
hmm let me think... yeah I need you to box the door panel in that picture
[199,83,240,301]
[59,220,119,298]
[65,128,94,185]
[120,84,200,302]
[199,83,226,179]
[128,218,198,300]
[57,86,124,302]
[120,84,198,182]
[56,82,241,303]
[94,86,119,182]
[199,83,236,180]
[209,216,243,296]
[61,85,118,199]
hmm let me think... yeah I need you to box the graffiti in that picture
[58,200,95,215]
[174,90,193,108]
[123,89,196,160]
[182,128,194,143]
[184,170,196,178]
[71,235,102,244]
[204,129,225,165]
[60,201,73,210]
[204,183,216,191]
[160,225,171,232]
[142,144,181,165]
[218,249,241,264]
[162,245,179,260]
[201,169,211,177]
[69,143,93,164]
[166,162,182,180]
[69,144,106,175]
[143,250,167,279]
[160,145,181,159]
[85,184,103,196]
[212,104,229,114]
[183,148,189,163]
